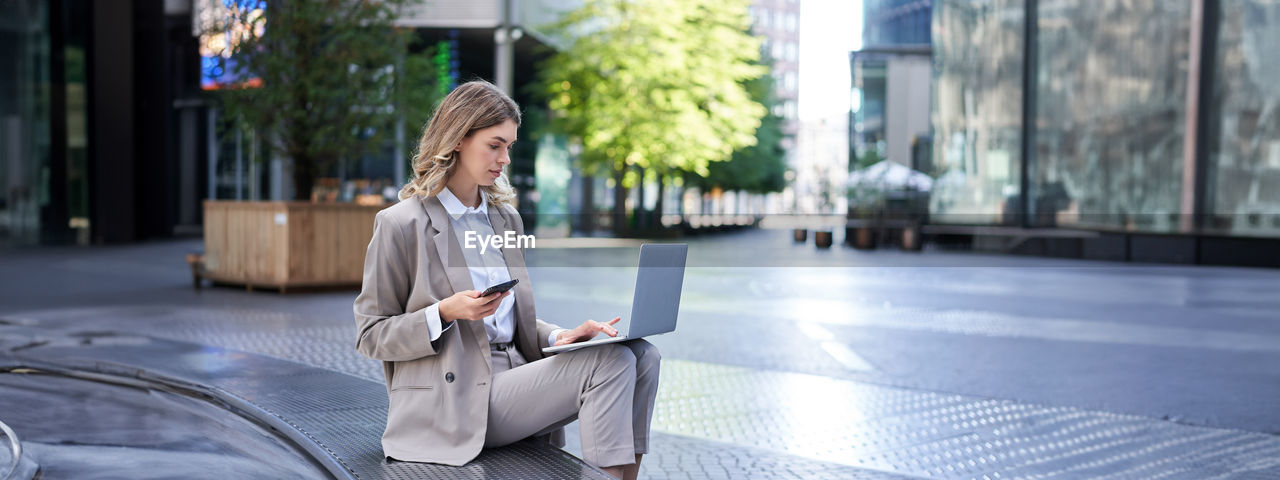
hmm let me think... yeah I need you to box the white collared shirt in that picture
[423,187,563,347]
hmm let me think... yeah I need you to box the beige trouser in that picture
[483,340,661,468]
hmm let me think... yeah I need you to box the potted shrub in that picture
[200,0,442,290]
[814,229,833,248]
[846,177,885,250]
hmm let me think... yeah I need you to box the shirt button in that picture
[445,372,455,383]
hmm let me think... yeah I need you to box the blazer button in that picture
[445,372,455,383]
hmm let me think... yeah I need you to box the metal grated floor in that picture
[8,305,1280,479]
[0,325,612,480]
[650,360,1280,479]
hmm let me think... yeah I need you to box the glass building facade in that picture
[864,0,933,46]
[929,0,1024,225]
[853,0,933,172]
[931,0,1280,238]
[0,1,49,246]
[1,1,90,246]
[1206,0,1280,237]
[1035,0,1191,232]
[1,1,223,246]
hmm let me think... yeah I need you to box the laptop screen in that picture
[625,244,687,338]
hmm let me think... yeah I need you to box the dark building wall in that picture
[134,0,172,241]
[89,0,137,244]
[85,0,198,244]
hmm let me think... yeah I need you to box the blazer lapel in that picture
[421,195,474,292]
[420,195,491,362]
[488,204,541,361]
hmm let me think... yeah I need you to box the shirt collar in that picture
[437,186,487,221]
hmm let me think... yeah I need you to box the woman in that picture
[353,80,660,480]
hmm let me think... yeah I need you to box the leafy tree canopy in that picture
[536,0,767,185]
[694,52,789,194]
[214,0,439,199]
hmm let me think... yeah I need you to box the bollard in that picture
[815,230,833,249]
[901,225,922,251]
[793,228,808,243]
[853,227,876,250]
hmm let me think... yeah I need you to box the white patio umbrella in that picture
[847,160,933,192]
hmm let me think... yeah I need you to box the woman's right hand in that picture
[438,290,510,321]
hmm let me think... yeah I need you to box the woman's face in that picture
[454,119,517,189]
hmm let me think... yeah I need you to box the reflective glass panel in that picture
[1205,0,1280,237]
[0,1,51,246]
[930,0,1025,224]
[1033,0,1190,232]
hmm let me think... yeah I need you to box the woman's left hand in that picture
[554,317,621,346]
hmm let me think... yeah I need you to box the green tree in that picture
[536,0,767,234]
[214,0,438,200]
[692,52,789,195]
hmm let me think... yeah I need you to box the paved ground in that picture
[2,228,1279,478]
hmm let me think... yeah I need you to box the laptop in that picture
[542,243,687,354]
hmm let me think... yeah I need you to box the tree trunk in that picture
[676,172,686,216]
[613,164,628,236]
[292,156,315,201]
[579,174,595,234]
[654,174,666,230]
[635,166,646,231]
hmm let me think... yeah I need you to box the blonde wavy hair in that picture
[399,80,521,205]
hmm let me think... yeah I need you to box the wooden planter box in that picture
[202,201,382,291]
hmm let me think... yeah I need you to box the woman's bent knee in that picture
[628,339,661,370]
[602,344,637,386]
[610,343,637,367]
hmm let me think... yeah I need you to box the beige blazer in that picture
[353,194,564,465]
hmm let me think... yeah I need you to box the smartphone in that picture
[481,278,519,297]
